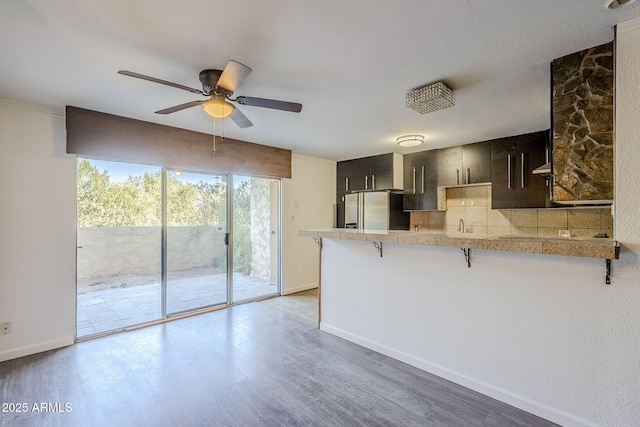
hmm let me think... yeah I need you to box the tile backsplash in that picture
[410,185,613,238]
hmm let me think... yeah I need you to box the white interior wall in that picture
[321,240,636,427]
[281,153,336,294]
[615,18,640,244]
[0,103,76,361]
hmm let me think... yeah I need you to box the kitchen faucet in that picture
[458,219,465,233]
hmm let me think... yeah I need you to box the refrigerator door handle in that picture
[358,192,364,230]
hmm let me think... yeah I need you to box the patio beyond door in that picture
[166,170,228,314]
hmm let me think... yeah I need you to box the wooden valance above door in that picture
[65,106,292,178]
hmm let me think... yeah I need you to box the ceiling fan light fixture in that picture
[202,98,234,118]
[396,134,425,147]
[604,0,636,9]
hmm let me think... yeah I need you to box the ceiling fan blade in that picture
[216,60,252,93]
[236,96,302,113]
[229,107,253,128]
[118,70,204,95]
[155,100,204,114]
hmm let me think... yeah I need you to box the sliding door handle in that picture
[521,153,525,189]
[507,154,512,189]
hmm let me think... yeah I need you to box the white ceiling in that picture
[1,0,639,161]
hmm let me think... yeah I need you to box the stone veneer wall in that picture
[552,41,614,202]
[410,185,613,238]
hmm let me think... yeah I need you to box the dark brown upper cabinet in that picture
[336,153,402,227]
[437,141,491,186]
[491,131,548,209]
[337,153,402,194]
[436,146,462,186]
[403,150,438,211]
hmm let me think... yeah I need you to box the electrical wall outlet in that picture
[0,322,11,336]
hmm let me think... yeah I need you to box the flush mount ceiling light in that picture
[605,0,636,8]
[396,134,425,147]
[202,96,234,118]
[406,81,455,114]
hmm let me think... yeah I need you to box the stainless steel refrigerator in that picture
[344,191,409,230]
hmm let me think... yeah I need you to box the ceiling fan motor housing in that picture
[198,69,223,96]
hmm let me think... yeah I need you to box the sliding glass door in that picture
[165,170,228,314]
[231,176,280,302]
[77,160,281,339]
[76,159,163,337]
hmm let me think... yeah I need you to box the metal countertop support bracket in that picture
[313,237,323,250]
[461,247,471,268]
[372,241,383,257]
[606,259,611,285]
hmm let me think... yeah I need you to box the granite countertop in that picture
[300,229,620,259]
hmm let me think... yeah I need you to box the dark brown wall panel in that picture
[66,106,291,178]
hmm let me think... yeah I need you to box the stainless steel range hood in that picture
[532,161,551,176]
[553,199,613,206]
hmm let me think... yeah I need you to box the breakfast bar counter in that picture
[300,228,620,260]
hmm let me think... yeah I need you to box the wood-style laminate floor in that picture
[1,290,557,427]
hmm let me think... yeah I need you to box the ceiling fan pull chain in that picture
[212,117,217,153]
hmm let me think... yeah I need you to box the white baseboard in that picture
[281,282,318,295]
[320,323,601,427]
[0,337,74,362]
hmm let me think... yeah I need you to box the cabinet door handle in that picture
[521,153,525,189]
[507,154,512,189]
[371,174,376,189]
[365,175,368,190]
[456,169,460,185]
[466,168,470,185]
[412,167,416,195]
[345,177,349,192]
[421,166,425,194]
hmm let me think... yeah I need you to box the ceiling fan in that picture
[118,60,302,129]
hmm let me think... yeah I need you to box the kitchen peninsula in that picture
[301,228,619,260]
[301,228,622,425]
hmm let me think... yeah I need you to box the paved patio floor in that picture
[77,273,277,338]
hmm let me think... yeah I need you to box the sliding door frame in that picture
[164,167,230,317]
[229,175,282,304]
[76,159,281,340]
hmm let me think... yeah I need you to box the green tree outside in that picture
[77,160,253,274]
